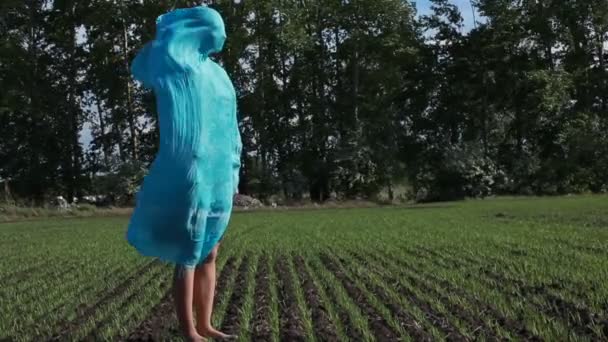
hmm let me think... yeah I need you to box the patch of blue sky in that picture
[414,0,480,31]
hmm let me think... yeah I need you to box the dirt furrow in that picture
[82,265,170,341]
[0,257,58,287]
[219,255,251,336]
[124,289,175,341]
[11,262,82,311]
[275,256,307,342]
[215,257,240,301]
[319,253,399,342]
[481,267,607,338]
[400,248,542,341]
[124,256,239,341]
[332,253,439,341]
[545,239,608,257]
[414,247,607,339]
[34,263,129,324]
[435,243,595,299]
[250,254,272,342]
[309,257,365,341]
[292,255,340,342]
[350,251,499,341]
[44,259,162,341]
[385,248,547,341]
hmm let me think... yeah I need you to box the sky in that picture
[415,0,479,31]
[79,1,479,148]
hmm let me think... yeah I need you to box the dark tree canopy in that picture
[1,0,607,204]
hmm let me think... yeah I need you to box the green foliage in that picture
[1,196,607,340]
[1,0,607,202]
[91,161,147,206]
[413,142,499,202]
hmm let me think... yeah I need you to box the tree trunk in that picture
[4,180,12,203]
[122,19,138,161]
[597,29,607,112]
[28,0,44,202]
[352,39,360,137]
[95,98,111,167]
[66,4,81,203]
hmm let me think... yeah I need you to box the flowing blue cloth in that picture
[126,6,242,267]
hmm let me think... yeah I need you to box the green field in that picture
[1,196,607,341]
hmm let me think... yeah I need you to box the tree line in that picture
[1,0,607,204]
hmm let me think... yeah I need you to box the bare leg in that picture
[194,244,236,339]
[174,265,206,341]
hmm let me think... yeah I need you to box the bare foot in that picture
[199,326,237,340]
[184,331,207,342]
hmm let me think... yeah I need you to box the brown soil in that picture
[546,239,608,257]
[275,256,307,342]
[12,264,91,316]
[336,252,451,341]
[403,247,603,340]
[15,262,81,306]
[479,266,606,339]
[319,253,399,342]
[219,256,251,336]
[292,254,340,342]
[354,250,498,341]
[309,257,365,341]
[1,257,60,286]
[43,259,161,341]
[250,254,273,342]
[83,265,170,341]
[428,247,607,339]
[124,289,176,341]
[488,241,600,297]
[394,248,543,340]
[124,256,239,341]
[215,257,240,302]
[23,245,604,341]
[35,264,129,324]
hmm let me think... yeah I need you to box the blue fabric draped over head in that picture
[126,6,242,268]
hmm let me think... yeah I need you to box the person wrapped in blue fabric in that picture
[126,5,241,341]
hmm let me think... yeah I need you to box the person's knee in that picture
[173,264,192,280]
[203,246,219,264]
